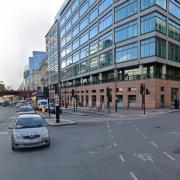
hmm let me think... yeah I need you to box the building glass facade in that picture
[54,0,180,109]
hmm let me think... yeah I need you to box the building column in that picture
[99,73,102,83]
[139,64,143,79]
[112,69,118,110]
[80,78,83,85]
[162,64,166,79]
[90,75,93,84]
[73,79,75,86]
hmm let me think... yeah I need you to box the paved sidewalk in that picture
[62,107,180,117]
[38,112,77,126]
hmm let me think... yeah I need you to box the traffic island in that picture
[45,118,77,126]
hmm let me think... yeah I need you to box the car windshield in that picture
[15,117,44,129]
[19,107,33,112]
[41,102,47,105]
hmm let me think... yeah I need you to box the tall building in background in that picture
[54,0,180,110]
[23,64,30,90]
[46,20,60,100]
[29,51,46,90]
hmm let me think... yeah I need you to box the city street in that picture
[1,106,180,179]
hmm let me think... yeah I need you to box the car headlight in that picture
[13,132,21,139]
[43,129,49,138]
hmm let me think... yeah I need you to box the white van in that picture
[38,99,48,111]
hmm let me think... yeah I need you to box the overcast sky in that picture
[0,0,64,89]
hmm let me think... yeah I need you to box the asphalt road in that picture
[1,106,180,179]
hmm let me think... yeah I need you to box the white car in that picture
[10,114,50,151]
[17,106,35,116]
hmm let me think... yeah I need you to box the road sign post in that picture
[54,94,60,123]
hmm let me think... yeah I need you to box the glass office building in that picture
[29,51,46,90]
[55,0,180,109]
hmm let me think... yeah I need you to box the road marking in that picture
[108,129,111,134]
[0,132,8,135]
[113,142,117,147]
[129,172,138,180]
[163,152,175,161]
[118,154,125,162]
[136,128,140,132]
[106,122,109,126]
[150,141,159,148]
[110,134,114,139]
[9,117,16,119]
[134,153,153,163]
[142,134,148,139]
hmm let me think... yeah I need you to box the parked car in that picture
[45,103,56,114]
[17,106,35,116]
[15,101,22,108]
[9,114,50,151]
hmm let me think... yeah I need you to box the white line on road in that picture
[142,134,148,139]
[118,154,125,162]
[0,132,8,135]
[150,141,159,148]
[129,172,138,180]
[110,134,114,139]
[108,129,111,134]
[136,128,140,132]
[163,152,175,161]
[9,117,16,119]
[113,142,117,147]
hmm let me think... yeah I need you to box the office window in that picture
[116,42,138,63]
[72,25,79,37]
[80,16,89,31]
[169,0,180,19]
[168,42,180,62]
[168,20,180,41]
[90,57,98,70]
[90,24,98,39]
[80,31,89,45]
[99,0,113,14]
[115,20,138,43]
[80,1,88,17]
[99,50,113,68]
[72,0,78,12]
[66,44,72,55]
[73,38,79,50]
[66,32,72,43]
[141,38,155,58]
[90,6,98,23]
[66,8,71,20]
[72,12,79,25]
[141,12,166,34]
[61,60,66,69]
[80,46,89,59]
[89,0,96,6]
[61,16,65,27]
[156,38,166,58]
[90,41,98,55]
[99,31,113,50]
[67,56,73,66]
[66,21,71,32]
[141,37,166,58]
[61,49,66,58]
[141,0,166,10]
[80,61,89,73]
[99,12,113,32]
[75,64,80,75]
[61,38,66,47]
[73,52,80,63]
[61,28,65,38]
[115,0,138,22]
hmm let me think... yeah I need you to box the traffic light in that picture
[140,83,144,95]
[106,87,111,97]
[71,89,75,97]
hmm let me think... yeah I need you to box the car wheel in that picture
[12,145,17,151]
